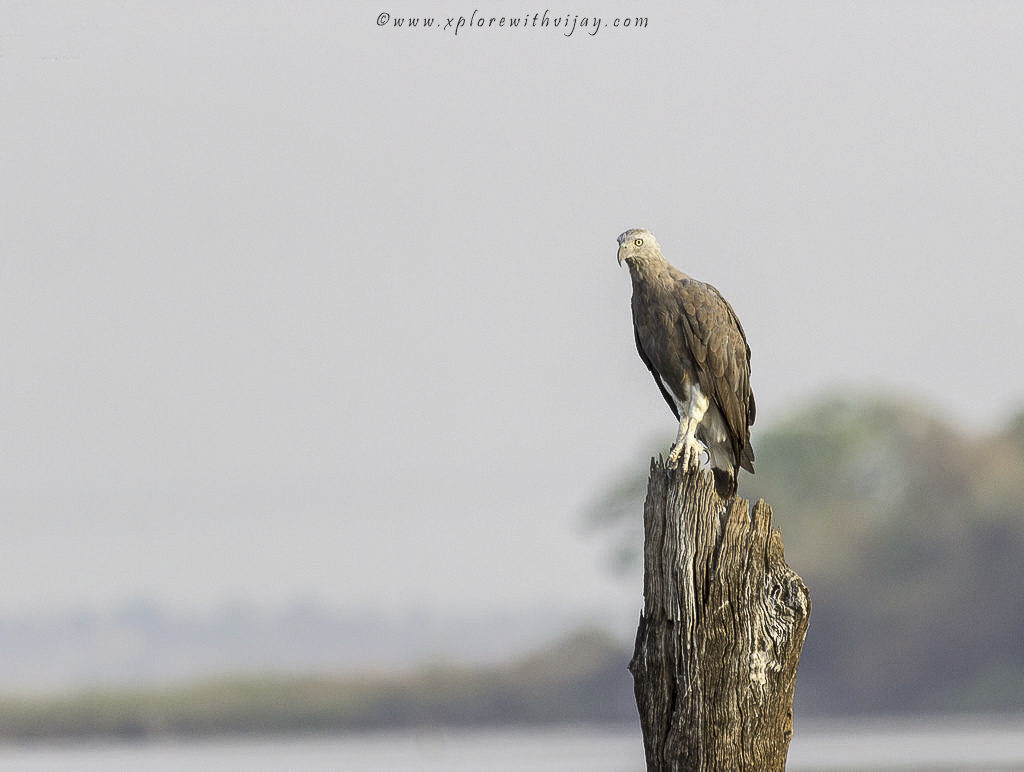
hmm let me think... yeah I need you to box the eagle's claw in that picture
[667,439,705,472]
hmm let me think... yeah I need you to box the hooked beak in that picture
[616,243,625,267]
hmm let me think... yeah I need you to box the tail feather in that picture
[707,438,753,499]
[712,468,737,499]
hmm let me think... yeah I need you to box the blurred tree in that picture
[585,393,1024,714]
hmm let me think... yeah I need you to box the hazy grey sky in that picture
[3,2,1023,618]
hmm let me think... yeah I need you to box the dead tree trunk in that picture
[629,458,810,771]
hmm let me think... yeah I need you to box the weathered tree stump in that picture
[629,458,810,771]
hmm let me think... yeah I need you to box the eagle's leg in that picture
[667,417,705,470]
[666,385,709,471]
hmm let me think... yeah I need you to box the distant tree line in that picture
[0,630,633,740]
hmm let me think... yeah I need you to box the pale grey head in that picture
[617,228,665,267]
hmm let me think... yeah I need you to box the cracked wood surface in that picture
[629,458,811,771]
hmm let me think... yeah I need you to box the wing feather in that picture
[675,278,755,473]
[634,323,680,420]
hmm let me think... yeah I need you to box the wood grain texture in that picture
[629,458,810,771]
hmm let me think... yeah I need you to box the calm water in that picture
[0,717,1021,771]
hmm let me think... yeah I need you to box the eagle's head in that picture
[617,228,662,267]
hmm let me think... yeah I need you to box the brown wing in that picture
[676,278,756,472]
[634,323,680,420]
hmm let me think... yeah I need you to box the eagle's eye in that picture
[634,238,644,246]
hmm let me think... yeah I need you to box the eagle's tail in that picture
[707,432,755,499]
[707,441,740,499]
[712,468,737,500]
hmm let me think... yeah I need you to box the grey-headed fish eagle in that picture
[618,228,755,498]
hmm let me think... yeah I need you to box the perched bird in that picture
[617,228,755,498]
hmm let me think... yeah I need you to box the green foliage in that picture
[586,392,1024,714]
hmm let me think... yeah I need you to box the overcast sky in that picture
[2,2,1023,620]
